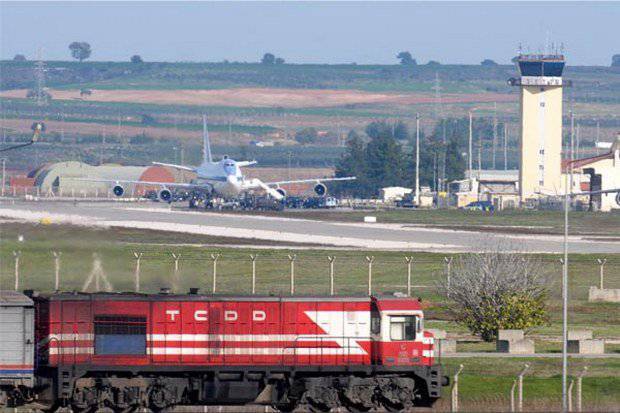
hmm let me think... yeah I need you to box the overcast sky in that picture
[1,1,618,65]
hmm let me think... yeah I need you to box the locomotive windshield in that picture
[389,315,417,341]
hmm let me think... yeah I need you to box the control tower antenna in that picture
[34,47,47,107]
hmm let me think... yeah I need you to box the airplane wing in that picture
[236,160,257,167]
[152,162,197,173]
[67,178,207,190]
[265,176,356,186]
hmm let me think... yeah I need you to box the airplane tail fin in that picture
[203,114,213,163]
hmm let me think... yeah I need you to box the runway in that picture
[1,201,619,253]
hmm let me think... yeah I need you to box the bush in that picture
[439,242,550,341]
[294,127,318,145]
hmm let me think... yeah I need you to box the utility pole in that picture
[415,113,420,206]
[1,158,6,197]
[504,123,508,171]
[492,103,498,169]
[570,111,575,197]
[468,111,473,176]
[576,122,581,160]
[477,135,482,175]
[100,130,106,165]
[595,120,600,155]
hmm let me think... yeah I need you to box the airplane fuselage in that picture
[194,158,246,199]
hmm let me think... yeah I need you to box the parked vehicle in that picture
[463,200,495,212]
[303,196,338,209]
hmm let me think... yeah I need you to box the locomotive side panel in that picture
[0,291,35,407]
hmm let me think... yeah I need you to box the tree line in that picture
[334,116,507,197]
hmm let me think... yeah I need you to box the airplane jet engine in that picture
[276,188,287,198]
[112,185,125,197]
[314,183,327,197]
[159,188,173,203]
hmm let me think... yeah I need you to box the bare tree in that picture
[438,241,550,341]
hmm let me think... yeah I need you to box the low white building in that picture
[449,170,520,209]
[563,135,620,212]
[380,186,412,202]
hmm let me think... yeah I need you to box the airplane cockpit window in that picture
[223,160,236,175]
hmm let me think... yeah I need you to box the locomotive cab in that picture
[371,296,433,367]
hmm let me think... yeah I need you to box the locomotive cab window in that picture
[389,315,417,341]
[94,315,146,355]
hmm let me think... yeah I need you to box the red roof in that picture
[562,151,614,172]
[373,297,423,311]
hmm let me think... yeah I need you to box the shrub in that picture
[439,242,550,341]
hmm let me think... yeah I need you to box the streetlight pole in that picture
[560,186,619,412]
[562,171,569,413]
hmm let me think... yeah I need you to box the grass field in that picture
[0,221,618,410]
[1,221,618,336]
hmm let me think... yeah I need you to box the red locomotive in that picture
[4,290,448,411]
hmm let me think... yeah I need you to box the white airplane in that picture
[84,115,355,204]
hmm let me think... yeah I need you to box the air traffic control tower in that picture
[512,54,565,202]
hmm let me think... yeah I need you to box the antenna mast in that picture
[34,48,47,107]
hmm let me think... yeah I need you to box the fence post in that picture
[405,256,413,297]
[568,379,575,412]
[596,259,607,289]
[327,256,336,295]
[12,251,21,291]
[250,254,258,294]
[576,366,588,412]
[133,252,143,292]
[366,256,375,296]
[288,254,297,295]
[211,253,221,293]
[444,256,453,296]
[171,253,181,292]
[52,251,61,291]
[517,363,529,412]
[510,379,517,412]
[451,364,464,412]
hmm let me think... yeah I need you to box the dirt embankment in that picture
[1,87,515,108]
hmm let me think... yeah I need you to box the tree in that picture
[444,134,466,182]
[275,57,285,65]
[481,59,498,66]
[612,54,620,67]
[426,60,441,66]
[131,55,143,64]
[261,53,276,65]
[69,42,92,62]
[393,121,409,141]
[294,127,318,144]
[364,121,407,193]
[335,130,369,196]
[439,242,550,341]
[396,51,416,66]
[13,54,26,62]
